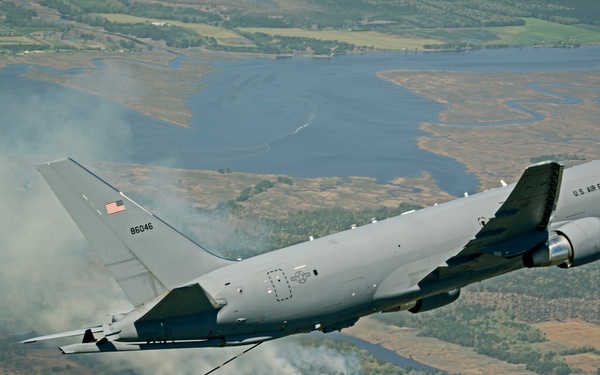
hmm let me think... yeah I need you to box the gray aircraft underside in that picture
[22,158,600,355]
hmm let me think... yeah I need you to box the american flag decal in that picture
[106,200,125,215]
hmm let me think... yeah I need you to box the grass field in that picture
[491,18,600,45]
[40,14,600,52]
[0,36,36,44]
[95,13,441,50]
[347,315,600,374]
[238,27,442,50]
[0,23,39,45]
[93,13,255,47]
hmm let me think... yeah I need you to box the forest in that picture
[381,304,572,374]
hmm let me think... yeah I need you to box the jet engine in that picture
[523,217,600,268]
[408,289,461,314]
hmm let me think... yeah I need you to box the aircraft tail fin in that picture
[37,158,233,306]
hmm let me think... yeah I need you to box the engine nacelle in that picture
[523,235,571,268]
[408,289,460,314]
[523,217,600,268]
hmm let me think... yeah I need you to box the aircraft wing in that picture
[470,160,563,257]
[422,161,564,285]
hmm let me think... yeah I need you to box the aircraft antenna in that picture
[204,342,263,375]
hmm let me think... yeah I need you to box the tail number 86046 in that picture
[130,223,153,235]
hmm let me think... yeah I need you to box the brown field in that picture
[0,36,36,44]
[96,160,454,216]
[345,317,536,375]
[534,320,600,348]
[564,353,600,374]
[4,49,175,70]
[20,51,212,127]
[7,346,96,375]
[378,69,600,191]
[345,317,600,375]
[535,320,600,374]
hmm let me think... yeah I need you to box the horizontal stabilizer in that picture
[21,326,103,344]
[138,283,227,322]
[60,335,275,354]
[60,339,214,354]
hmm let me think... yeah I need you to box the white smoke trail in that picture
[0,64,363,374]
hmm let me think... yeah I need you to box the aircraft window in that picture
[313,270,318,276]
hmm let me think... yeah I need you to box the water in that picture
[186,56,453,190]
[1,46,599,197]
[328,332,444,373]
[1,46,598,371]
[157,46,600,195]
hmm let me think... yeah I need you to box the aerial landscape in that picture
[1,0,600,374]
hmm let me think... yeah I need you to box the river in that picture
[328,332,444,373]
[1,47,599,197]
[1,46,598,373]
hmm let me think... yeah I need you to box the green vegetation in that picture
[0,335,34,374]
[0,2,55,54]
[80,15,206,48]
[236,30,356,55]
[1,2,48,28]
[127,3,219,24]
[236,180,275,203]
[277,176,293,186]
[3,0,600,55]
[560,345,600,356]
[95,14,254,47]
[303,0,600,29]
[383,303,571,374]
[482,264,600,301]
[530,154,586,163]
[238,27,438,51]
[491,18,596,47]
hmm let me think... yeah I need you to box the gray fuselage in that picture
[113,161,600,344]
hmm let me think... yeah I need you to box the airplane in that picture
[22,158,600,357]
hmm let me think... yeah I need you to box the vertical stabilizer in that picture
[37,158,233,306]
